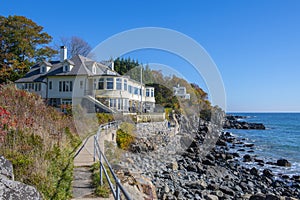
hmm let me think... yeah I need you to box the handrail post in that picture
[93,137,96,162]
[99,153,103,186]
[116,179,120,200]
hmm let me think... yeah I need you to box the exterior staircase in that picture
[82,95,116,114]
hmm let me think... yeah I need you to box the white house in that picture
[173,84,190,100]
[15,46,155,113]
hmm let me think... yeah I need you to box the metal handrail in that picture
[93,121,132,200]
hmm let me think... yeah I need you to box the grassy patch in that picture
[91,162,114,198]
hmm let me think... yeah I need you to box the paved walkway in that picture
[72,127,117,200]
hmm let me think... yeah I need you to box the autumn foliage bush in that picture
[0,84,80,199]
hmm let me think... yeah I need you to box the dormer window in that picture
[39,61,52,73]
[63,65,70,72]
[41,66,46,73]
[62,59,74,72]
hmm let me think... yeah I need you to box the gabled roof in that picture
[46,55,93,76]
[15,64,44,83]
[41,60,53,66]
[15,54,119,83]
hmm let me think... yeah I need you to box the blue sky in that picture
[1,0,300,112]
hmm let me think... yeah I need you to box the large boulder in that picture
[0,156,14,180]
[0,179,42,200]
[0,155,42,200]
[276,159,291,167]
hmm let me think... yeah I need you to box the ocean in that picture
[227,113,300,176]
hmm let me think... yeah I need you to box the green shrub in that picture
[200,109,212,121]
[165,108,172,121]
[116,122,136,150]
[96,113,114,124]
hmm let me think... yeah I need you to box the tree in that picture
[0,15,56,83]
[113,57,154,83]
[58,36,92,57]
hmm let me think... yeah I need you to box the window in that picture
[124,99,129,111]
[35,83,41,91]
[124,79,127,91]
[128,85,132,93]
[117,99,121,110]
[28,83,33,90]
[49,81,52,90]
[116,78,122,90]
[109,99,116,108]
[70,81,73,91]
[80,81,83,89]
[63,65,71,72]
[134,87,139,95]
[98,78,104,89]
[66,81,70,91]
[106,78,113,89]
[146,89,150,97]
[59,81,73,92]
[41,66,46,73]
[151,89,154,97]
[59,82,62,92]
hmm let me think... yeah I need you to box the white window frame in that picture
[106,78,114,90]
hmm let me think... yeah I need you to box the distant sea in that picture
[227,113,300,176]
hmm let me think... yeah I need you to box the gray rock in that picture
[234,185,243,192]
[276,159,291,167]
[0,179,42,200]
[265,194,280,200]
[263,169,274,178]
[164,184,170,193]
[0,156,41,200]
[219,186,235,196]
[0,156,14,180]
[214,190,224,198]
[243,154,252,162]
[186,164,198,172]
[199,179,208,189]
[207,183,219,190]
[167,161,178,171]
[216,139,227,146]
[249,193,265,200]
[205,194,219,200]
[250,167,259,176]
[202,159,215,166]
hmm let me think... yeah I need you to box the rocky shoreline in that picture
[116,114,300,200]
[223,115,266,130]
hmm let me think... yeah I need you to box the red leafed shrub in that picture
[0,106,13,142]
